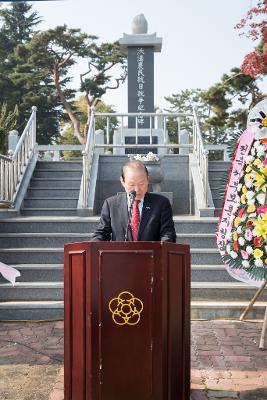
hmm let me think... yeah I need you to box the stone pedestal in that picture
[113,128,168,156]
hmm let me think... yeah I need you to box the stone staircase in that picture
[0,160,265,320]
[21,161,83,216]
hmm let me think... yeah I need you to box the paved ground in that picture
[0,320,266,400]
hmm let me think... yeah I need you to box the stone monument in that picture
[114,15,167,155]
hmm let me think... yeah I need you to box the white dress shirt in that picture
[127,194,144,218]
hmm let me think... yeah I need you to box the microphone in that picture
[124,191,137,241]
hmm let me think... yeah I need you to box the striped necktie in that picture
[131,200,140,241]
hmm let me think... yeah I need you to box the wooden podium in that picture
[64,241,190,400]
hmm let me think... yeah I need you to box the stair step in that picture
[191,282,267,301]
[176,233,217,248]
[0,216,219,234]
[0,217,100,233]
[21,208,79,216]
[0,281,63,301]
[0,248,64,263]
[35,161,82,170]
[0,233,217,249]
[27,188,79,198]
[191,264,235,282]
[0,233,89,248]
[0,300,265,321]
[209,170,228,180]
[191,301,266,320]
[23,198,78,208]
[30,179,81,188]
[0,264,63,282]
[0,247,222,264]
[33,170,82,178]
[0,301,64,320]
[208,161,231,170]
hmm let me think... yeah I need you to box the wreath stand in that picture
[239,280,267,350]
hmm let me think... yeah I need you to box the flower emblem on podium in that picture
[108,291,143,326]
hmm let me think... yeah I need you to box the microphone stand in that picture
[124,191,136,241]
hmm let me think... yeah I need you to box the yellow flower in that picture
[253,158,262,166]
[244,174,252,181]
[253,249,263,259]
[264,259,267,265]
[260,165,267,175]
[234,217,241,228]
[254,173,265,187]
[241,194,246,204]
[247,204,256,213]
[253,213,267,240]
[242,186,247,194]
[246,166,252,173]
[233,231,238,241]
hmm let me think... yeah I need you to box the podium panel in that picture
[64,242,190,400]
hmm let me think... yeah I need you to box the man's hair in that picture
[121,160,148,181]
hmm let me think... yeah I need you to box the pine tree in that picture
[0,2,61,144]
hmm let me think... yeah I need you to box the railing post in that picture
[203,149,209,207]
[31,106,37,149]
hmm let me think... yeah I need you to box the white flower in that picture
[252,229,258,237]
[238,237,245,246]
[246,155,255,164]
[246,191,254,200]
[256,145,265,156]
[226,244,231,253]
[247,199,255,205]
[133,152,159,162]
[254,140,261,148]
[250,148,256,156]
[246,246,253,255]
[245,180,253,188]
[249,212,256,218]
[256,193,265,205]
[237,226,242,234]
[255,259,263,267]
[242,260,250,268]
[230,251,238,259]
[240,216,246,222]
[226,233,232,240]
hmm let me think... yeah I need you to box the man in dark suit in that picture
[91,160,176,242]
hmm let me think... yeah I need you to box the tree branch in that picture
[53,64,85,144]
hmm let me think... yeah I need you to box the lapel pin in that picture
[146,206,151,209]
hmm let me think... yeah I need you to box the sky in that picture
[24,0,267,111]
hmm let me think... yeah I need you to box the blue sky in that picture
[28,0,266,111]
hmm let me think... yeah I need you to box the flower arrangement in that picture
[223,139,267,281]
[132,152,160,162]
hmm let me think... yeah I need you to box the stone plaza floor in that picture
[0,320,266,400]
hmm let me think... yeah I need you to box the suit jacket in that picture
[91,192,176,242]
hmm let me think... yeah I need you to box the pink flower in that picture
[264,158,267,165]
[245,229,253,241]
[257,206,267,214]
[241,250,249,260]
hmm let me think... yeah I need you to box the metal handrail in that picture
[192,107,209,206]
[80,110,209,208]
[81,109,95,208]
[0,106,37,206]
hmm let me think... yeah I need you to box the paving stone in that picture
[0,320,266,399]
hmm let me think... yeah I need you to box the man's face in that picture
[120,167,149,200]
